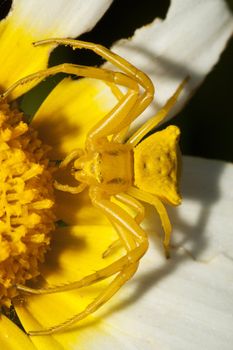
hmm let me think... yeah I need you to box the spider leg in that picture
[1,63,138,100]
[127,186,172,258]
[90,189,148,247]
[102,193,145,258]
[102,237,123,258]
[0,63,143,144]
[34,38,154,96]
[106,83,130,143]
[115,193,145,224]
[17,223,142,296]
[102,195,146,258]
[29,263,139,336]
[34,39,155,138]
[127,77,189,147]
[27,190,148,335]
[17,192,147,295]
[16,245,137,294]
[102,238,122,258]
[106,81,124,101]
[111,125,130,143]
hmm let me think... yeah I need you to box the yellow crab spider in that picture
[2,39,187,335]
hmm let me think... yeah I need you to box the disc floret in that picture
[0,102,55,308]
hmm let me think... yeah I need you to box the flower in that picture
[0,1,233,349]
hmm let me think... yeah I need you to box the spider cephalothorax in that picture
[72,141,134,193]
[1,39,186,335]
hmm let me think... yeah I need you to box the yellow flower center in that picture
[0,102,55,308]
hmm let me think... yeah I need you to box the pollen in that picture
[0,101,55,308]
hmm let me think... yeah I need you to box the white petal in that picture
[76,156,233,350]
[0,315,35,350]
[173,156,233,261]
[91,254,233,350]
[107,0,233,131]
[11,0,113,37]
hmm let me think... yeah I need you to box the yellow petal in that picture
[0,17,51,98]
[32,77,117,159]
[0,0,113,98]
[11,307,65,350]
[0,315,35,350]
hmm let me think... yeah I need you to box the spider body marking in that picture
[1,39,187,335]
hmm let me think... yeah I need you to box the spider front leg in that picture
[1,62,143,146]
[1,62,138,101]
[106,83,130,143]
[34,38,155,134]
[34,38,154,97]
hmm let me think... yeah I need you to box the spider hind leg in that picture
[23,191,148,335]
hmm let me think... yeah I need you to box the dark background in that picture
[1,0,232,162]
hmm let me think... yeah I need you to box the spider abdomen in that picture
[133,125,182,206]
